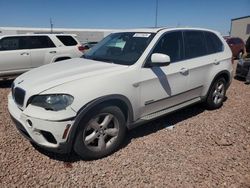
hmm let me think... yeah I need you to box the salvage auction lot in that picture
[0,63,249,187]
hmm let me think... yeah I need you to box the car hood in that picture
[14,58,127,94]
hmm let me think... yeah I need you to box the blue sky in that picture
[0,0,249,35]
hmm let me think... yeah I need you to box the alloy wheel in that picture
[212,81,225,105]
[83,113,119,152]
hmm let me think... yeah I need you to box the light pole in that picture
[50,18,53,34]
[155,0,158,27]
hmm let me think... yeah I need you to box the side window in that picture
[227,39,234,45]
[235,38,242,44]
[204,32,223,54]
[29,36,55,49]
[231,39,237,44]
[184,31,207,59]
[56,35,77,46]
[0,37,29,51]
[152,31,184,63]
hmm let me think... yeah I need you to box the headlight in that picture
[30,94,74,111]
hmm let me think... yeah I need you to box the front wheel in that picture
[205,77,226,110]
[74,105,126,160]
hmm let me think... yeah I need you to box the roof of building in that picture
[231,15,250,21]
[0,27,115,32]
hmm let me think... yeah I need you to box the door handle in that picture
[49,51,57,54]
[213,60,220,65]
[20,52,29,55]
[179,68,189,75]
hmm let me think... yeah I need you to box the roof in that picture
[114,27,220,34]
[116,27,167,33]
[231,15,250,21]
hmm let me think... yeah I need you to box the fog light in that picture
[40,130,57,144]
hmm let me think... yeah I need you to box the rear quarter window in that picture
[56,35,78,46]
[204,32,223,54]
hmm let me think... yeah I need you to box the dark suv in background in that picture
[235,36,250,80]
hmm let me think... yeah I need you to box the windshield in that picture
[82,32,155,65]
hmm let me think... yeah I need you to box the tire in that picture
[73,105,126,160]
[205,77,226,110]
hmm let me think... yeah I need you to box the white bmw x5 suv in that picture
[8,28,233,160]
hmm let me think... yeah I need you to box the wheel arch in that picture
[213,70,231,88]
[65,95,134,152]
[205,70,231,99]
[76,94,134,125]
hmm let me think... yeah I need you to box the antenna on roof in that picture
[155,0,158,27]
[50,18,53,34]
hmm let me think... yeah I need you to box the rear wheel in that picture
[74,105,126,160]
[205,77,226,110]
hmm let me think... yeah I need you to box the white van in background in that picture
[0,34,84,79]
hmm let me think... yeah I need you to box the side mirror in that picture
[151,53,171,66]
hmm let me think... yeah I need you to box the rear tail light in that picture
[78,45,85,52]
[231,56,234,64]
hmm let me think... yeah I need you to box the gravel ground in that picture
[0,63,250,187]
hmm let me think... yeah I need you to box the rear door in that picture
[0,36,31,74]
[183,30,224,99]
[29,36,57,68]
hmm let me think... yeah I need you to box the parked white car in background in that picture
[0,34,84,79]
[8,27,233,160]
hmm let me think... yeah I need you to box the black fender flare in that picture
[203,70,231,100]
[211,70,231,89]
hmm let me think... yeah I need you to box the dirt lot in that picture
[0,64,250,187]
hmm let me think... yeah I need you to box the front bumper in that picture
[8,93,75,153]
